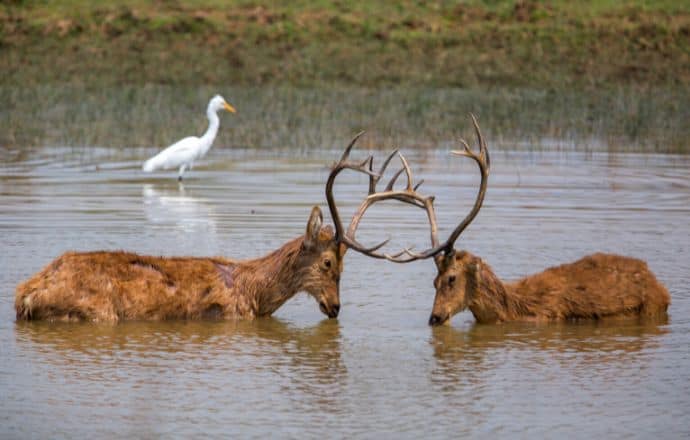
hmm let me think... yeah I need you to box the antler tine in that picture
[384,247,425,260]
[384,247,414,259]
[397,151,415,191]
[328,132,415,247]
[378,149,400,179]
[342,235,391,258]
[339,131,365,163]
[326,132,378,243]
[383,248,415,262]
[441,113,491,254]
[345,232,436,263]
[361,155,379,192]
[366,148,400,194]
[451,139,475,158]
[413,179,425,191]
[374,151,416,194]
[344,158,443,262]
[367,153,376,194]
[472,113,491,170]
[385,168,405,192]
[384,246,450,263]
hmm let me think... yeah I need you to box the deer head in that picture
[344,115,490,325]
[295,206,343,318]
[428,115,490,325]
[428,250,488,325]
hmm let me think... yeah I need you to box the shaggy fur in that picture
[16,207,346,322]
[430,251,670,325]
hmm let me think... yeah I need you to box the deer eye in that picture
[324,259,332,269]
[448,275,456,286]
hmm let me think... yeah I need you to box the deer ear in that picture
[467,257,482,284]
[304,206,323,250]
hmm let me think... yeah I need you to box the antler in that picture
[344,151,441,262]
[439,113,490,254]
[325,133,438,261]
[341,113,490,262]
[325,132,396,254]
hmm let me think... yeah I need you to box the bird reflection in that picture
[142,183,217,235]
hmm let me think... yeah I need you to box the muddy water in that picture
[1,146,689,437]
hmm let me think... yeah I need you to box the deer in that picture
[345,115,671,325]
[15,135,409,323]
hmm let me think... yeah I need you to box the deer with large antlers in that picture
[347,115,670,325]
[15,138,405,322]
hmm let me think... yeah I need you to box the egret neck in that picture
[199,104,221,157]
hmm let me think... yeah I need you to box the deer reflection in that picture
[142,183,217,234]
[430,317,669,394]
[248,318,347,401]
[15,317,346,406]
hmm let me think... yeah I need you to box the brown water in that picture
[1,146,689,437]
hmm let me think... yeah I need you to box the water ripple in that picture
[1,148,689,437]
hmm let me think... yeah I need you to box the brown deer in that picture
[347,115,671,325]
[15,135,405,322]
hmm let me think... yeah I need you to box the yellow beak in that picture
[224,102,237,113]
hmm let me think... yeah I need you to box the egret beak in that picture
[224,102,237,113]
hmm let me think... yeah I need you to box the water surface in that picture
[1,146,689,437]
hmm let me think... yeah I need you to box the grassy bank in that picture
[2,84,687,152]
[2,1,689,88]
[1,1,689,151]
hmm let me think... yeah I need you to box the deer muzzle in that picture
[428,312,450,326]
[319,301,340,318]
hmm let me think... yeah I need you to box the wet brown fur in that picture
[431,251,670,325]
[16,207,346,322]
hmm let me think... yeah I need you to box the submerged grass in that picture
[2,85,688,152]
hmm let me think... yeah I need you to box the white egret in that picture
[143,94,236,180]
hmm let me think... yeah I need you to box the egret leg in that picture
[178,164,187,181]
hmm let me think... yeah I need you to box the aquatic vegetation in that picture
[1,84,687,152]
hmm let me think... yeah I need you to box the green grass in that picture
[2,1,689,88]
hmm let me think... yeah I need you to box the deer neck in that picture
[467,261,524,324]
[235,236,306,317]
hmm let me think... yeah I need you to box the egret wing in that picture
[143,137,201,171]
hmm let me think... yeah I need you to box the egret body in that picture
[143,95,236,180]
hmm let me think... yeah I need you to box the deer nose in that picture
[428,313,447,326]
[319,301,340,318]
